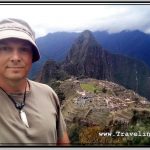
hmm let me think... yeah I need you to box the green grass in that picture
[80,83,98,93]
[80,83,110,94]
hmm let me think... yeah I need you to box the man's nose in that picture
[10,50,21,62]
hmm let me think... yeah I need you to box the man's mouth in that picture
[7,67,24,69]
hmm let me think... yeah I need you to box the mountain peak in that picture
[76,30,101,48]
[81,30,93,38]
[65,30,104,65]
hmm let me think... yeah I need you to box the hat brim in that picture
[0,30,40,62]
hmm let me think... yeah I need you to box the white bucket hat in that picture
[0,18,40,62]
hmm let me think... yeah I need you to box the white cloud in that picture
[0,4,150,37]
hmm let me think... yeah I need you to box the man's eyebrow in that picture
[21,41,31,45]
[0,41,11,45]
[0,43,7,46]
[21,44,32,48]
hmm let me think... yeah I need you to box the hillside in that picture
[57,77,150,145]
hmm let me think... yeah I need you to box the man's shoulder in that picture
[28,80,59,105]
[28,79,47,87]
[28,79,53,92]
[28,79,58,97]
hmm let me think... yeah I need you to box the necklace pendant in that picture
[20,110,29,128]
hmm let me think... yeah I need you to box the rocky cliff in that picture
[36,59,69,84]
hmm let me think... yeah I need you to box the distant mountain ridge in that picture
[35,29,150,64]
[94,30,150,66]
[36,32,78,61]
[30,29,150,79]
[29,32,77,79]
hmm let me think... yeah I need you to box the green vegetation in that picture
[80,83,108,94]
[102,87,107,93]
[123,109,150,146]
[68,123,82,145]
[49,81,65,104]
[80,83,96,93]
[124,122,150,146]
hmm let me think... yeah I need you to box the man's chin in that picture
[6,75,26,81]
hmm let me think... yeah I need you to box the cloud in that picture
[0,4,150,37]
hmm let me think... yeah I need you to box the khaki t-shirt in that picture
[0,80,66,146]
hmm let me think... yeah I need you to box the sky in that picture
[0,4,150,38]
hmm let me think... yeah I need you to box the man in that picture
[0,18,70,146]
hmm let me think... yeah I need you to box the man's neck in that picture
[0,78,27,93]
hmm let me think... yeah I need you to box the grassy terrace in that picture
[80,83,97,93]
[80,83,104,94]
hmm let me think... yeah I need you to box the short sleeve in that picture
[47,85,67,140]
[57,109,67,139]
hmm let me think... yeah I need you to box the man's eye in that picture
[20,47,31,52]
[20,47,27,51]
[0,46,11,51]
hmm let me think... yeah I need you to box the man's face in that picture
[0,38,33,81]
